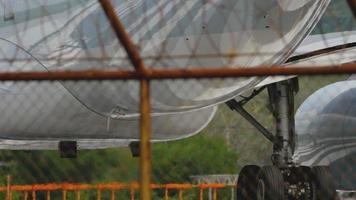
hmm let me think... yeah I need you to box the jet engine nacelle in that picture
[295,80,356,190]
[23,0,331,116]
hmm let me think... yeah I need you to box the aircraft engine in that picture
[25,0,330,117]
[295,80,356,190]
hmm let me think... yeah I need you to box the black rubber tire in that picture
[236,165,260,200]
[311,166,336,200]
[256,166,285,200]
[290,166,312,182]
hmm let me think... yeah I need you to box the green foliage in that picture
[152,134,238,184]
[0,134,238,199]
[0,148,138,184]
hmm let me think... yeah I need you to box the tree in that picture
[152,133,239,184]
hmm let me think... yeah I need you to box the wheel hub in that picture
[286,182,312,200]
[283,168,314,200]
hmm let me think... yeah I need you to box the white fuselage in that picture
[0,0,329,149]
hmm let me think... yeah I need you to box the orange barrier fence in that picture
[0,182,236,200]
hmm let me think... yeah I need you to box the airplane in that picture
[0,0,354,199]
[290,31,356,192]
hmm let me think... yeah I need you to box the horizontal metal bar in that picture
[0,70,140,81]
[0,64,355,81]
[145,64,356,79]
[0,183,234,192]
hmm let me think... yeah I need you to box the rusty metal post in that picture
[347,0,356,18]
[46,191,51,200]
[212,189,217,200]
[32,191,36,200]
[97,189,101,200]
[76,191,81,200]
[62,190,67,200]
[199,188,204,200]
[23,191,28,200]
[164,188,169,200]
[178,190,183,200]
[6,175,11,200]
[139,79,152,200]
[130,187,135,200]
[110,190,115,200]
[98,1,152,199]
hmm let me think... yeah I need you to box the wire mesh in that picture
[0,0,353,71]
[0,0,354,200]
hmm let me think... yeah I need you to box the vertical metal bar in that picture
[98,1,150,199]
[230,187,234,200]
[130,188,135,200]
[273,81,295,166]
[139,79,152,200]
[24,191,28,200]
[46,191,51,200]
[178,190,183,200]
[97,189,102,200]
[199,188,204,200]
[98,0,146,72]
[212,189,217,200]
[76,191,81,200]
[6,175,11,200]
[110,190,115,200]
[164,188,168,200]
[62,190,67,200]
[32,191,36,200]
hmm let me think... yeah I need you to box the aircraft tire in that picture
[256,166,285,200]
[311,166,336,200]
[236,165,260,200]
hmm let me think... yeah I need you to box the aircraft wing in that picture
[255,31,356,88]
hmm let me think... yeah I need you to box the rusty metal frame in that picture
[98,0,151,199]
[0,64,356,81]
[139,79,151,200]
[1,182,234,200]
[0,1,354,200]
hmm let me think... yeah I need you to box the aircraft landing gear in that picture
[227,79,336,200]
[237,165,337,200]
[236,165,260,200]
[256,166,284,200]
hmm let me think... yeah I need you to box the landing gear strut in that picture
[227,79,336,200]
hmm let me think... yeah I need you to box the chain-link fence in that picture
[0,0,354,199]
